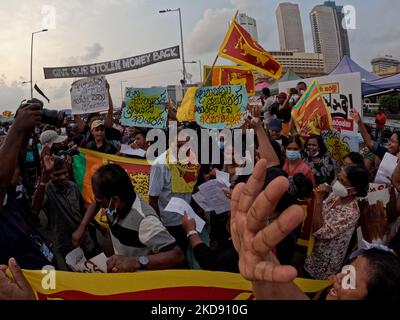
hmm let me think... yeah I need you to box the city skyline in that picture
[0,0,399,110]
[276,3,305,52]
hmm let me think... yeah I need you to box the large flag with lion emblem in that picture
[291,80,333,135]
[218,17,282,79]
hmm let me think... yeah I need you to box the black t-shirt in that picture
[80,126,123,148]
[0,194,55,269]
[86,140,118,154]
[270,103,292,123]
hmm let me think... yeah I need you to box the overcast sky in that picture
[0,0,399,111]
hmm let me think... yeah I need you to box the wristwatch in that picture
[138,255,149,270]
[187,230,198,238]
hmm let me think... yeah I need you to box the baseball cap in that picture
[269,119,282,132]
[39,130,68,146]
[91,120,105,131]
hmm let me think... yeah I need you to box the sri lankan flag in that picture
[22,269,333,300]
[291,80,333,136]
[203,65,255,96]
[218,18,282,79]
[73,148,151,207]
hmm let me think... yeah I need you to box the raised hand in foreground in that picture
[230,159,308,299]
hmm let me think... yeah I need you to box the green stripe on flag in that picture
[72,152,87,193]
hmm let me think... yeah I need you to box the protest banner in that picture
[290,80,333,135]
[72,148,151,207]
[366,183,390,207]
[44,46,180,79]
[374,152,399,184]
[322,130,352,162]
[23,269,332,300]
[194,85,248,129]
[122,87,168,129]
[279,72,362,134]
[203,65,255,96]
[70,75,109,115]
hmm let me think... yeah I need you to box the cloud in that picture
[50,82,70,100]
[0,79,26,110]
[188,8,235,55]
[81,42,104,62]
[62,42,104,66]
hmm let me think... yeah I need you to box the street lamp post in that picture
[30,29,48,99]
[159,8,186,89]
[198,60,202,83]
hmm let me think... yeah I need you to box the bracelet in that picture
[187,230,198,238]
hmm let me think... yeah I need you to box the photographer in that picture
[31,145,96,270]
[0,100,56,269]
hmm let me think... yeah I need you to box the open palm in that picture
[230,159,304,283]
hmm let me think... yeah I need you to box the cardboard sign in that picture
[322,130,351,162]
[279,73,362,134]
[194,85,248,129]
[122,87,168,129]
[70,75,109,115]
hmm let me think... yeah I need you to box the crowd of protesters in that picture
[0,82,400,301]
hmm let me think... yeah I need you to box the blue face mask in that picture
[217,141,225,150]
[286,150,301,161]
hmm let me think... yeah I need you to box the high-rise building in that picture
[310,5,343,73]
[236,13,258,41]
[324,1,351,57]
[371,56,400,77]
[276,3,305,52]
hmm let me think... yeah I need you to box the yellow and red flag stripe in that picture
[23,269,333,300]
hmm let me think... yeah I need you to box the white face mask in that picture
[332,181,351,198]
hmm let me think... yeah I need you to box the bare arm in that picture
[73,115,86,133]
[250,106,280,167]
[353,111,374,150]
[31,146,53,215]
[107,245,185,272]
[149,196,160,216]
[0,103,41,205]
[312,185,329,231]
[104,82,114,129]
[72,201,100,247]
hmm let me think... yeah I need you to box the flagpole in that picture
[202,10,239,87]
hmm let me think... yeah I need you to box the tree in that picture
[380,94,400,114]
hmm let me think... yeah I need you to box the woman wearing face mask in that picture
[283,135,316,187]
[303,164,369,280]
[304,135,337,186]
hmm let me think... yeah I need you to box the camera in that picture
[22,98,66,127]
[57,145,80,160]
